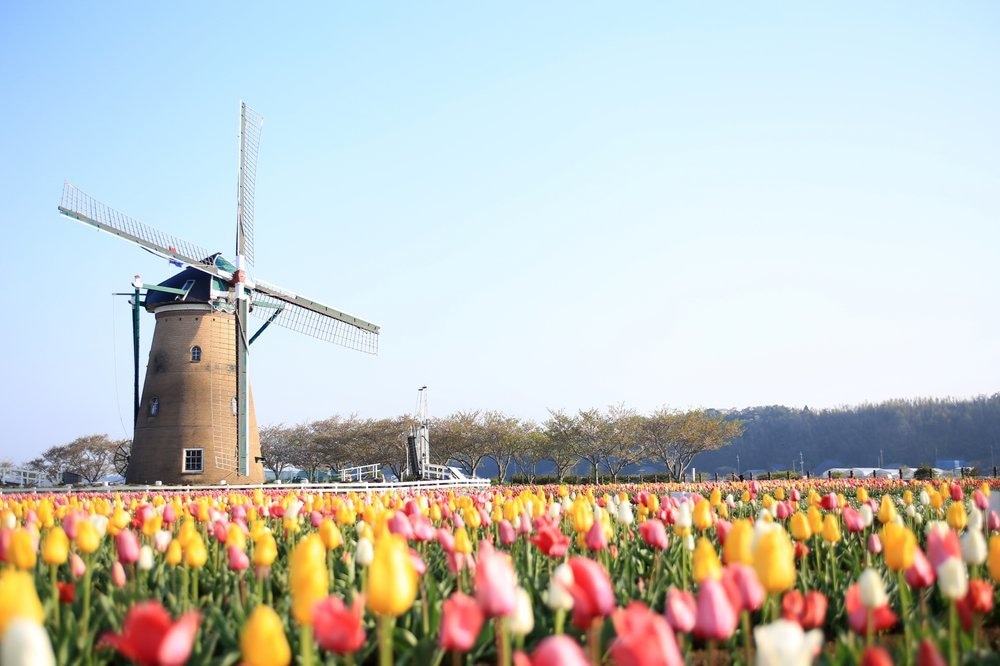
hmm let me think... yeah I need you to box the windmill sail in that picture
[252,281,380,354]
[59,183,230,280]
[237,103,263,269]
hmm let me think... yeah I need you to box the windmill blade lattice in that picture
[59,182,229,279]
[252,282,379,354]
[237,103,263,268]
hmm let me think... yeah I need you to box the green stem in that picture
[897,570,913,666]
[554,608,565,636]
[300,624,314,666]
[587,619,601,666]
[949,601,958,666]
[378,615,394,666]
[496,617,511,666]
[49,565,60,628]
[81,555,93,639]
[741,610,752,665]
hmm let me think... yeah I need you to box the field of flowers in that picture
[0,478,998,665]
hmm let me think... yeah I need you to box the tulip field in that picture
[1,478,999,665]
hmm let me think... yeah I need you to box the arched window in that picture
[150,397,159,417]
[191,346,202,362]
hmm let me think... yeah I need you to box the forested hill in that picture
[691,394,1000,476]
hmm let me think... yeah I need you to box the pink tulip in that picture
[111,561,127,588]
[528,635,589,666]
[499,520,516,547]
[973,490,989,511]
[212,521,228,543]
[610,601,683,666]
[71,553,86,578]
[439,592,484,652]
[585,520,607,552]
[162,503,176,524]
[566,556,617,629]
[474,540,517,618]
[721,563,764,612]
[694,578,738,640]
[116,530,141,565]
[313,594,366,655]
[437,528,456,554]
[715,519,732,546]
[927,528,961,570]
[867,533,883,556]
[411,515,437,542]
[409,548,427,576]
[664,587,696,634]
[905,547,935,589]
[842,507,865,533]
[227,545,249,572]
[640,519,669,550]
[388,511,415,540]
[989,511,1000,532]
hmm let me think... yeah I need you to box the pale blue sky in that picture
[2,3,998,462]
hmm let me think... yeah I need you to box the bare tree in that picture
[259,424,295,480]
[644,407,744,482]
[543,409,585,482]
[510,421,547,483]
[28,434,121,484]
[434,410,489,477]
[482,411,521,483]
[599,404,644,482]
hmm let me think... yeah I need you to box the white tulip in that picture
[1,620,55,666]
[617,501,635,526]
[138,545,155,571]
[858,569,887,609]
[355,537,374,567]
[936,557,969,601]
[961,530,988,566]
[754,619,823,666]
[545,563,575,611]
[508,587,535,637]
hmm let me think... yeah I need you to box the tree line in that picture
[258,405,741,483]
[690,394,1000,476]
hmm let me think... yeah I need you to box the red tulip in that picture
[566,556,617,629]
[950,483,963,502]
[57,581,75,604]
[860,646,894,666]
[845,584,897,634]
[916,638,946,666]
[820,493,839,511]
[781,589,828,630]
[956,579,994,630]
[715,519,732,546]
[640,520,669,550]
[475,540,518,618]
[664,587,696,634]
[530,519,570,558]
[528,635,589,666]
[439,592,485,652]
[313,594,366,655]
[99,601,200,666]
[693,578,738,640]
[609,601,683,666]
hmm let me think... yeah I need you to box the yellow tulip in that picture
[902,490,913,506]
[165,540,183,566]
[857,487,869,504]
[722,519,754,565]
[709,488,723,506]
[930,491,944,511]
[463,506,481,530]
[882,523,916,572]
[821,514,841,544]
[453,528,473,555]
[946,501,967,531]
[692,499,715,531]
[366,534,418,617]
[240,605,291,666]
[184,533,208,569]
[774,486,786,502]
[988,535,1000,583]
[693,537,722,583]
[75,520,100,554]
[753,528,796,594]
[289,534,328,626]
[318,519,343,550]
[254,533,278,568]
[108,507,130,536]
[226,524,247,550]
[789,512,812,542]
[877,495,897,524]
[42,526,69,565]
[9,529,36,570]
[807,506,823,534]
[0,570,44,635]
[141,514,163,537]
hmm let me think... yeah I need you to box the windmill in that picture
[59,102,380,485]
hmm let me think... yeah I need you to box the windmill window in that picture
[191,346,202,362]
[182,448,204,473]
[149,397,159,417]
